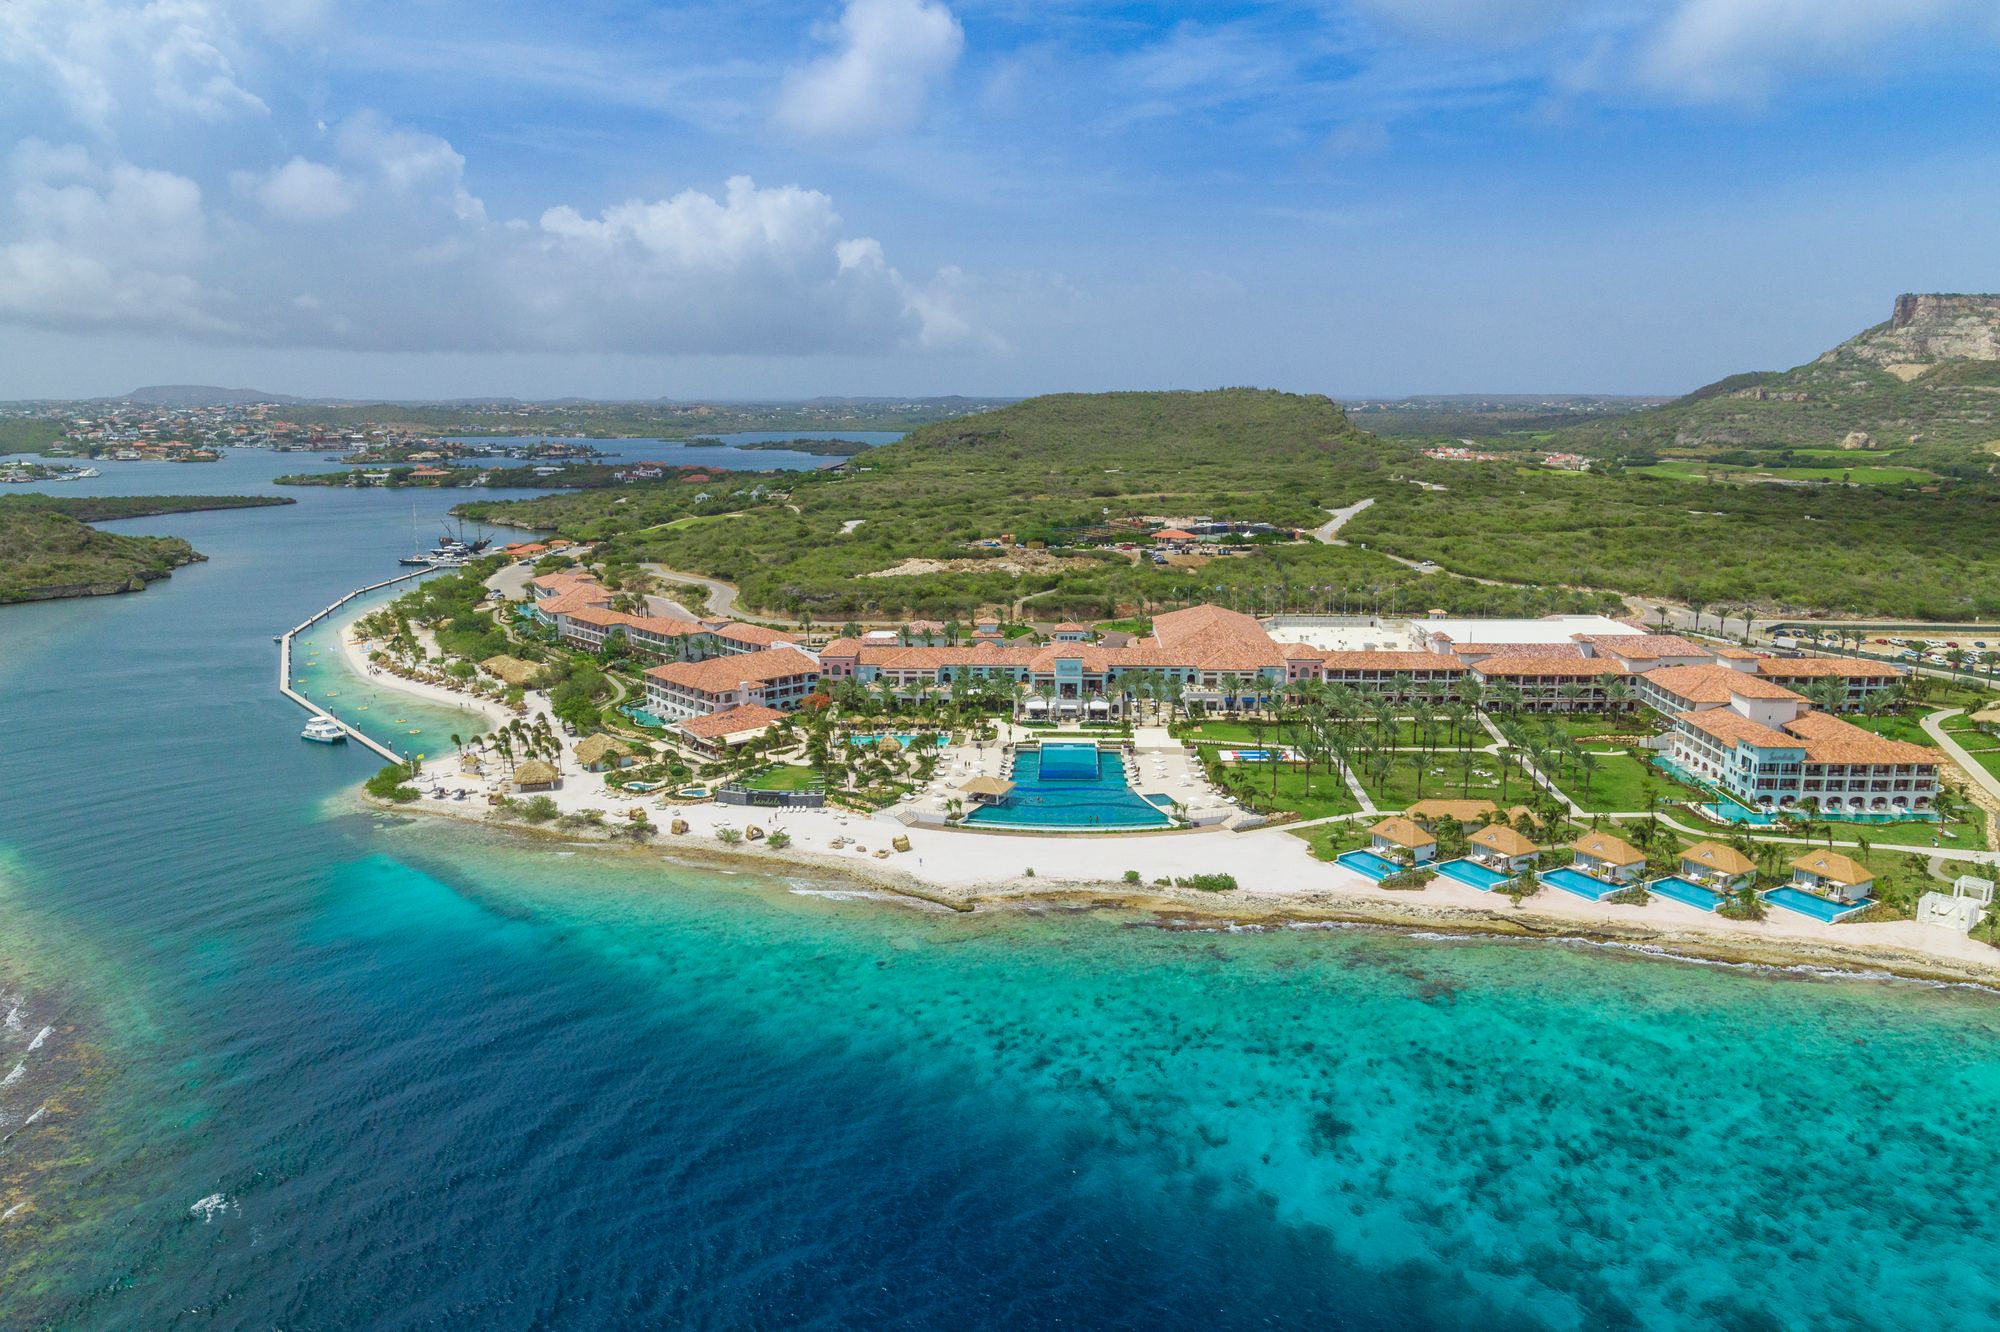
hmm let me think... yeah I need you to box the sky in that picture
[1,0,1997,401]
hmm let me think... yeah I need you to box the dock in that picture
[275,570,432,764]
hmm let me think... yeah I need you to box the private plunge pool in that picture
[963,742,1171,832]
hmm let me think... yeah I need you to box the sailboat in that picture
[398,503,434,565]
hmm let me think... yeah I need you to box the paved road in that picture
[642,563,746,620]
[1312,498,1374,544]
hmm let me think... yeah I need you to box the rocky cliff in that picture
[1821,293,2000,376]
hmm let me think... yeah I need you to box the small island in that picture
[0,494,294,604]
[737,438,875,456]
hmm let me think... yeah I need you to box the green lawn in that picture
[1357,752,1524,810]
[1842,711,1937,746]
[740,764,823,792]
[1633,462,1933,486]
[1504,714,1658,742]
[1228,764,1362,821]
[1538,750,1703,813]
[1094,617,1153,636]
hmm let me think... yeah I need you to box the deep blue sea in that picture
[6,455,2000,1329]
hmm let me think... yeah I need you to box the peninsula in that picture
[0,494,292,604]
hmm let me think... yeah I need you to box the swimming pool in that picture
[1545,867,1620,901]
[1648,876,1724,913]
[619,704,669,729]
[963,743,1171,831]
[1765,886,1872,923]
[1435,858,1513,892]
[1336,850,1403,881]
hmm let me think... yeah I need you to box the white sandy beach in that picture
[317,595,2000,987]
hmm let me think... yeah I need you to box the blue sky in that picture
[1,0,1997,399]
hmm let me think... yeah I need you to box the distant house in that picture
[1791,850,1875,903]
[1051,622,1094,643]
[1368,816,1437,864]
[1569,830,1645,883]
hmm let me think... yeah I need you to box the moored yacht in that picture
[301,715,348,743]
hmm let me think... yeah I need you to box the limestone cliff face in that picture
[1822,293,2000,370]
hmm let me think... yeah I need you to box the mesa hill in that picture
[1558,294,2000,465]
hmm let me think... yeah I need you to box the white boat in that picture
[301,715,348,743]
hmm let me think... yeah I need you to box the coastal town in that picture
[310,536,2000,979]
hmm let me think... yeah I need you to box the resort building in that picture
[1790,850,1875,903]
[1419,614,1643,654]
[1636,666,1806,721]
[1569,830,1646,883]
[1467,654,1634,711]
[1468,824,1541,873]
[1291,650,1467,698]
[1050,622,1095,642]
[674,704,788,756]
[1751,657,1905,710]
[643,648,822,720]
[1663,682,1939,815]
[1368,816,1437,864]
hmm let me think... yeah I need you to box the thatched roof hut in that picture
[481,655,539,687]
[573,734,637,770]
[513,759,561,791]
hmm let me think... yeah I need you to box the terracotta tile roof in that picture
[1713,647,1760,661]
[1676,709,1801,750]
[862,644,1040,670]
[1319,650,1466,672]
[1052,621,1092,632]
[817,637,864,659]
[1369,816,1437,849]
[717,623,792,647]
[1280,643,1324,659]
[1151,528,1196,540]
[1471,653,1629,679]
[1780,711,1936,765]
[1570,830,1644,866]
[1148,604,1286,670]
[1792,850,1872,886]
[1754,657,1904,680]
[1643,665,1804,704]
[1450,642,1579,659]
[1470,824,1541,857]
[1681,841,1755,876]
[1575,634,1710,661]
[540,586,614,615]
[647,647,819,696]
[677,704,786,740]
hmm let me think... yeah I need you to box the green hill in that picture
[1557,294,2000,477]
[462,389,1618,622]
[0,494,289,604]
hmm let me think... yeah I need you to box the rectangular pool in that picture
[1765,887,1872,923]
[1545,867,1620,901]
[1337,850,1403,881]
[1648,876,1724,913]
[963,745,1170,831]
[1435,858,1512,892]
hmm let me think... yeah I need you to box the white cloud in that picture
[0,0,268,133]
[0,129,970,356]
[776,0,964,138]
[243,157,358,221]
[1634,0,2000,104]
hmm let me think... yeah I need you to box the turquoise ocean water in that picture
[4,456,2000,1328]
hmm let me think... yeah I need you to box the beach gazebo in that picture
[513,759,562,792]
[574,734,638,772]
[959,775,1015,806]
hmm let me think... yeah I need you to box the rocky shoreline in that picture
[364,792,2000,992]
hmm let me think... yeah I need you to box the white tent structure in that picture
[1917,875,1995,934]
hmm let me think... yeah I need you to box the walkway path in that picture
[1924,707,2000,804]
